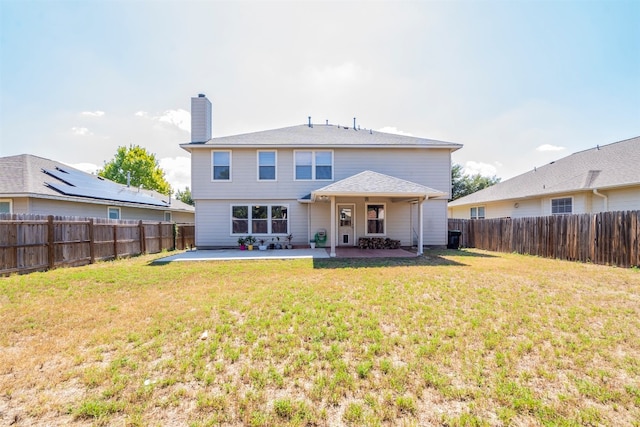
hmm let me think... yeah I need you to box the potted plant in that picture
[237,237,246,250]
[286,234,293,249]
[258,238,267,251]
[310,239,316,249]
[274,236,282,250]
[245,235,256,250]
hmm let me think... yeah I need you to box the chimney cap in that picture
[198,93,206,98]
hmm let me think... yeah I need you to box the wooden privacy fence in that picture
[448,210,640,268]
[0,214,195,275]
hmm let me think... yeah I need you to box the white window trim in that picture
[0,199,12,214]
[257,150,277,181]
[365,202,386,236]
[229,204,290,236]
[551,196,573,215]
[107,206,121,220]
[470,206,485,219]
[293,150,334,181]
[211,150,232,182]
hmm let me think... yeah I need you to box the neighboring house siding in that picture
[606,187,640,212]
[25,198,191,221]
[8,197,29,214]
[449,186,640,220]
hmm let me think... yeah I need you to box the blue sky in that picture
[1,0,639,192]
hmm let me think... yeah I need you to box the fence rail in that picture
[448,210,640,268]
[0,214,195,275]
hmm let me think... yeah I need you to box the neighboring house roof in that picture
[181,123,463,151]
[0,154,194,212]
[449,136,640,207]
[310,170,446,201]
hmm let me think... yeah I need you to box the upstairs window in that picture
[552,197,572,215]
[295,150,333,180]
[258,151,276,180]
[212,151,231,181]
[164,212,172,222]
[470,206,485,219]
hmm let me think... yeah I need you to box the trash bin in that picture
[447,230,462,249]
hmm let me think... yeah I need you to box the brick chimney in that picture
[191,94,212,143]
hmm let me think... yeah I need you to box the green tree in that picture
[99,145,171,195]
[175,187,194,206]
[451,163,501,201]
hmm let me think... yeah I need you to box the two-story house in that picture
[181,94,462,256]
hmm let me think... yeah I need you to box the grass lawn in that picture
[1,249,639,426]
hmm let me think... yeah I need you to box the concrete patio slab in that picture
[152,247,418,264]
[152,248,330,263]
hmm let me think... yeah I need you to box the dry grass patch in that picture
[0,250,639,426]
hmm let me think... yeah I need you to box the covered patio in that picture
[305,170,446,257]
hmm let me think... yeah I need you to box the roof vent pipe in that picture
[127,171,131,187]
[308,116,312,128]
[353,117,356,130]
[326,119,328,126]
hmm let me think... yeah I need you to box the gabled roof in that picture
[449,136,640,206]
[0,154,194,212]
[181,123,462,151]
[310,170,446,201]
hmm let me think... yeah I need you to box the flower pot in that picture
[247,245,254,251]
[259,245,267,251]
[310,242,316,249]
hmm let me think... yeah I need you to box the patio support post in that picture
[418,198,424,255]
[330,196,336,257]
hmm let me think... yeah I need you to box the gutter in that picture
[592,188,608,211]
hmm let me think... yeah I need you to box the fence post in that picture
[113,223,118,259]
[158,222,163,251]
[88,218,95,264]
[47,215,55,270]
[139,220,146,254]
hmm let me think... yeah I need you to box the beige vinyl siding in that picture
[603,187,640,211]
[423,199,447,245]
[195,198,310,248]
[191,147,452,201]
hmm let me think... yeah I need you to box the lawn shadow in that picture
[441,248,499,258]
[313,250,470,269]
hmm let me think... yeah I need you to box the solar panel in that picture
[43,167,169,207]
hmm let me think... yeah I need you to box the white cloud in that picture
[306,62,372,88]
[463,161,498,177]
[67,162,99,174]
[81,111,105,117]
[71,127,92,136]
[159,156,191,192]
[536,144,565,152]
[377,126,413,136]
[156,109,190,132]
[135,109,190,133]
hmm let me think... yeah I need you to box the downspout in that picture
[592,188,608,212]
